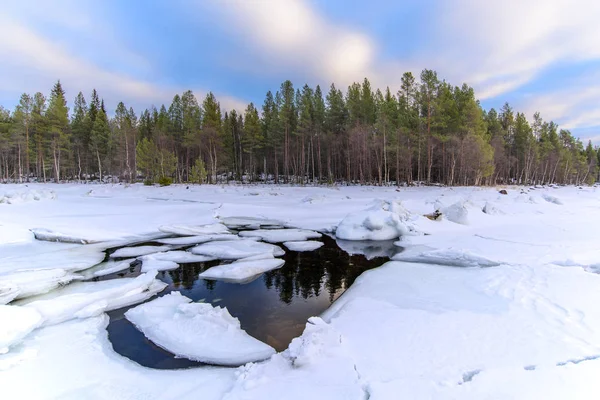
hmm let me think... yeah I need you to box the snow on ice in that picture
[110,245,173,258]
[159,223,230,236]
[0,305,43,354]
[156,234,239,245]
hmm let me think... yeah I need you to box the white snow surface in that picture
[80,259,135,279]
[140,250,216,264]
[2,183,600,398]
[283,240,324,252]
[0,305,43,354]
[198,257,285,283]
[190,239,285,259]
[238,228,321,243]
[0,269,83,300]
[125,292,276,366]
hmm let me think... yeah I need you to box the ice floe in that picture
[0,282,20,305]
[156,234,239,245]
[0,269,82,300]
[283,241,324,252]
[80,259,135,279]
[190,239,285,260]
[335,200,417,241]
[238,228,321,243]
[17,272,166,326]
[125,292,275,365]
[0,305,43,354]
[219,216,286,230]
[159,223,229,236]
[198,257,285,283]
[335,238,400,259]
[29,228,98,244]
[140,251,216,264]
[110,245,172,258]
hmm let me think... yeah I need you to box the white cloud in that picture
[0,14,246,114]
[434,0,600,99]
[203,0,413,90]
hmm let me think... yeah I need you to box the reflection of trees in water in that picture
[264,236,387,304]
[164,236,387,305]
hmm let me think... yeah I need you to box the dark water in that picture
[102,236,399,369]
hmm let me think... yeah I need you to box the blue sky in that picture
[1,0,599,142]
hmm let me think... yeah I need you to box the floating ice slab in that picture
[18,272,166,326]
[80,259,135,279]
[392,248,501,268]
[156,234,239,245]
[190,239,285,260]
[336,200,417,241]
[125,292,276,366]
[0,244,106,275]
[219,216,285,230]
[110,245,172,258]
[283,241,324,252]
[30,228,98,244]
[138,256,179,272]
[159,223,229,236]
[198,257,285,283]
[0,269,82,300]
[0,305,43,354]
[141,251,216,264]
[239,228,321,243]
[0,282,20,305]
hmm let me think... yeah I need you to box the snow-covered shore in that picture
[2,183,600,399]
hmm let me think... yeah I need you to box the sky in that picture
[1,0,600,142]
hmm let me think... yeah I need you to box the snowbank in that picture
[335,199,417,241]
[0,189,55,205]
[125,292,275,366]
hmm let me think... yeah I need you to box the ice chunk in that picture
[543,193,563,205]
[392,248,501,268]
[0,269,82,300]
[142,251,216,264]
[110,245,172,258]
[125,292,275,366]
[239,228,321,243]
[440,202,469,225]
[0,305,43,353]
[18,272,167,326]
[0,282,20,305]
[80,259,135,279]
[138,256,179,273]
[0,244,106,275]
[190,239,285,260]
[336,200,417,241]
[159,223,229,236]
[156,234,239,245]
[198,257,285,283]
[219,216,285,230]
[30,228,98,244]
[283,241,324,252]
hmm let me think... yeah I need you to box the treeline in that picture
[0,71,598,186]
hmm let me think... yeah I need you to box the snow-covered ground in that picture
[1,183,600,399]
